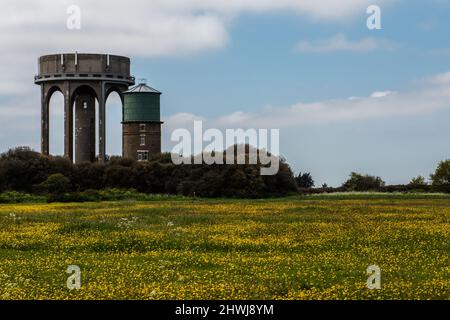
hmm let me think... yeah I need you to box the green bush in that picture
[0,191,45,203]
[342,172,386,192]
[409,176,427,187]
[295,172,314,189]
[0,146,298,199]
[98,189,141,201]
[45,189,168,203]
[38,173,72,194]
[430,160,450,193]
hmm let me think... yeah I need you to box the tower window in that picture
[140,124,146,132]
[140,134,146,146]
[137,150,149,161]
[83,102,88,109]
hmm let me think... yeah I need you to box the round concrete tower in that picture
[122,80,163,161]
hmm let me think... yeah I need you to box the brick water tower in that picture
[122,80,163,161]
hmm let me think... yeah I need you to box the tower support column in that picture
[75,93,96,163]
[63,82,73,161]
[98,84,106,163]
[41,86,49,156]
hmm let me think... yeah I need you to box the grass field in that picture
[0,194,449,300]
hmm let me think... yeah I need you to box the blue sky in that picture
[143,1,450,114]
[1,0,450,186]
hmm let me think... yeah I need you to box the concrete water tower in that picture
[122,80,163,161]
[34,53,135,163]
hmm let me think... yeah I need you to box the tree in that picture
[0,145,298,199]
[38,173,72,194]
[0,147,52,192]
[409,176,427,187]
[342,172,385,191]
[430,160,450,192]
[295,172,314,189]
[104,165,132,189]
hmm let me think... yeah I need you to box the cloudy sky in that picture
[1,0,450,186]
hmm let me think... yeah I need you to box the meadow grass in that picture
[0,194,449,300]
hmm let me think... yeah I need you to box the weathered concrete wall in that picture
[38,54,131,78]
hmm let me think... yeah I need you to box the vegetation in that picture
[0,194,448,300]
[2,147,450,200]
[0,147,297,199]
[295,172,314,189]
[409,176,427,187]
[38,173,72,195]
[342,172,386,192]
[431,160,450,193]
[45,189,185,203]
[0,191,45,204]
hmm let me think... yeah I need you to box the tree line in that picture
[0,147,297,199]
[2,146,450,201]
[296,160,450,193]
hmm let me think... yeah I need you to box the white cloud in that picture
[165,113,205,133]
[140,0,377,21]
[426,70,450,85]
[163,70,450,130]
[0,1,378,61]
[0,0,387,152]
[370,91,396,98]
[0,0,382,109]
[296,34,398,53]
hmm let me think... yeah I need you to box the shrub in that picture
[72,162,105,190]
[295,172,314,189]
[342,172,385,192]
[409,176,427,187]
[430,160,450,193]
[38,173,72,195]
[0,147,52,192]
[98,188,140,201]
[45,189,161,203]
[104,165,133,189]
[0,191,45,203]
[0,146,298,199]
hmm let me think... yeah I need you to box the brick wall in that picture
[123,122,161,160]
